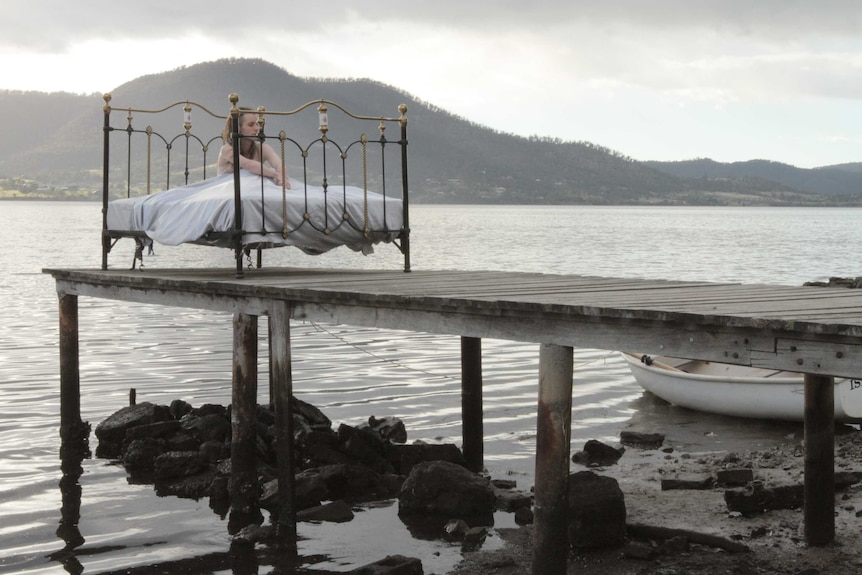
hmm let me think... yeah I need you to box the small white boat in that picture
[622,352,862,423]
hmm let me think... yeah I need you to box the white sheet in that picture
[107,171,404,255]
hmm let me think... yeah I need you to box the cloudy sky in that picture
[3,1,861,168]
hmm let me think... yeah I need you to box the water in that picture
[1,202,861,574]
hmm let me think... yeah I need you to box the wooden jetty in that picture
[45,266,862,575]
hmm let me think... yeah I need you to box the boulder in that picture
[398,460,495,517]
[154,450,205,480]
[94,402,172,457]
[182,413,230,443]
[572,439,625,467]
[568,470,626,550]
[359,415,408,444]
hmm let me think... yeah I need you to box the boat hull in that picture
[622,352,862,423]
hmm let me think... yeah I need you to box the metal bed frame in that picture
[100,93,411,277]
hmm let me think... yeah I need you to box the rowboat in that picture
[621,352,862,423]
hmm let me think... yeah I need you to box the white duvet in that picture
[107,171,404,255]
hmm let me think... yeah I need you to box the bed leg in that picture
[131,239,144,271]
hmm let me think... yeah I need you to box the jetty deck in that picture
[45,266,862,575]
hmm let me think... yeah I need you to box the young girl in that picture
[216,108,289,187]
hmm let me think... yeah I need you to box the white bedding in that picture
[107,171,404,255]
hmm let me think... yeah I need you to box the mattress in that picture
[107,171,404,255]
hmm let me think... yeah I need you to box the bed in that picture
[101,93,411,277]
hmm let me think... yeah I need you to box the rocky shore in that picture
[94,393,862,574]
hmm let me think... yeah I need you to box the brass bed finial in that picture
[318,102,329,136]
[229,93,240,118]
[103,93,112,112]
[183,101,192,134]
[257,105,266,134]
[398,104,408,127]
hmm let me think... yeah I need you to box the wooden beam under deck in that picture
[47,266,862,570]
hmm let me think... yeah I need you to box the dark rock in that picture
[154,450,205,480]
[292,397,332,429]
[359,415,408,444]
[835,470,862,489]
[169,399,193,420]
[293,470,329,505]
[339,424,394,473]
[490,478,517,490]
[804,276,862,289]
[191,403,227,418]
[725,482,804,514]
[122,437,164,471]
[619,431,665,449]
[182,413,230,444]
[568,470,626,550]
[303,443,359,467]
[398,460,495,518]
[716,468,754,486]
[494,486,532,512]
[256,405,275,426]
[165,431,200,452]
[155,468,216,499]
[297,499,355,523]
[126,420,182,441]
[572,439,624,467]
[443,519,470,541]
[514,506,534,525]
[347,555,423,575]
[199,440,229,462]
[303,463,386,501]
[661,474,714,491]
[95,402,172,456]
[463,526,488,549]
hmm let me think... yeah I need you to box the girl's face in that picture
[239,114,260,137]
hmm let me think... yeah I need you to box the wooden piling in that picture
[269,301,297,544]
[461,336,483,473]
[228,312,261,533]
[59,293,84,440]
[532,344,573,575]
[804,373,835,546]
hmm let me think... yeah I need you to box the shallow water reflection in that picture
[4,202,862,573]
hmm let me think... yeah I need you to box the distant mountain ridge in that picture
[645,158,862,198]
[1,58,861,205]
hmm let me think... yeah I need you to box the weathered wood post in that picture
[269,301,297,545]
[461,336,483,472]
[229,312,261,534]
[532,343,573,575]
[804,373,834,546]
[59,293,87,441]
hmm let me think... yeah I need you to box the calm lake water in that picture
[1,201,860,574]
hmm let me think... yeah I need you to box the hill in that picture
[1,58,861,205]
[646,158,862,203]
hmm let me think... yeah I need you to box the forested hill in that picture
[1,57,860,205]
[645,158,862,200]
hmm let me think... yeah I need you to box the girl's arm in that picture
[219,143,288,187]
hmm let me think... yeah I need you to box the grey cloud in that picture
[9,0,862,53]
